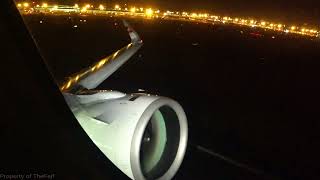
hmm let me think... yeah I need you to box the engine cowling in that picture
[68,92,188,180]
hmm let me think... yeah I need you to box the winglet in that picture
[123,20,142,44]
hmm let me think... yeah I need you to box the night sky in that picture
[29,0,320,25]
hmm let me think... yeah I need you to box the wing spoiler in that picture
[60,20,143,93]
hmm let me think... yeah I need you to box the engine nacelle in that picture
[67,92,188,180]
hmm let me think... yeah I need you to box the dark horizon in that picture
[20,0,320,26]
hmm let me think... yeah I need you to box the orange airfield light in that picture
[145,8,153,16]
[99,5,105,10]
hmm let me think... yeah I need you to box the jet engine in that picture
[66,91,188,180]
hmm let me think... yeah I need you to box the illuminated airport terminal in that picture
[16,2,319,38]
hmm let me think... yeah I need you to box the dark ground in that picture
[22,14,320,180]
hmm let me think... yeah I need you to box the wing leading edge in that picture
[60,20,143,93]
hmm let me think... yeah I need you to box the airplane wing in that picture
[60,20,143,93]
[59,20,188,180]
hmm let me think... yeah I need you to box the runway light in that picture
[261,21,266,26]
[23,3,29,7]
[277,24,282,28]
[99,5,105,10]
[291,26,296,30]
[115,4,120,9]
[130,7,136,13]
[17,3,22,7]
[145,8,153,16]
